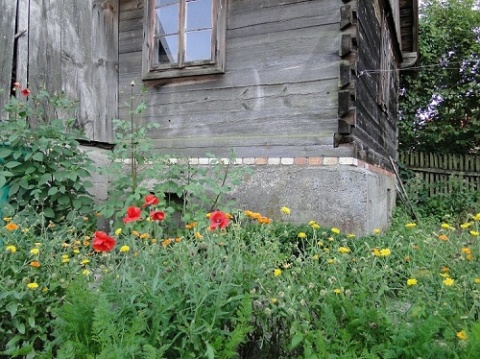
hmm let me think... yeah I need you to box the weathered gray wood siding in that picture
[119,0,348,158]
[355,0,399,168]
[0,0,118,142]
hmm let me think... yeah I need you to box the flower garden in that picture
[2,87,480,358]
[2,200,480,358]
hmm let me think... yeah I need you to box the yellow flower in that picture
[5,222,19,231]
[42,287,48,293]
[311,223,320,230]
[457,330,468,341]
[469,230,479,236]
[280,206,291,215]
[379,248,391,257]
[206,213,211,218]
[473,213,480,221]
[5,245,16,253]
[61,255,70,263]
[347,233,356,238]
[475,278,480,284]
[273,268,282,277]
[185,222,197,230]
[441,223,454,230]
[333,288,342,294]
[331,227,340,235]
[140,233,150,239]
[297,232,307,239]
[373,228,381,234]
[327,258,335,264]
[80,259,90,265]
[438,234,449,241]
[162,238,173,247]
[27,282,39,290]
[338,246,351,254]
[120,245,130,253]
[312,254,319,260]
[270,297,278,304]
[30,248,40,255]
[405,222,416,229]
[151,238,157,244]
[115,228,122,235]
[175,237,182,243]
[407,278,418,286]
[82,269,92,276]
[443,278,455,286]
[3,217,12,222]
[372,248,381,257]
[460,222,473,229]
[131,230,140,237]
[440,266,450,273]
[194,232,203,240]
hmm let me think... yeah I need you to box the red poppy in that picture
[123,206,142,223]
[143,194,159,208]
[150,210,166,221]
[92,231,116,252]
[21,88,31,97]
[209,211,230,230]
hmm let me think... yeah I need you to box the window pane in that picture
[157,35,179,64]
[186,0,212,31]
[156,0,178,6]
[185,30,212,62]
[155,4,179,36]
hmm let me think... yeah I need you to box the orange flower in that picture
[438,234,449,241]
[162,238,173,247]
[5,222,19,231]
[30,261,41,268]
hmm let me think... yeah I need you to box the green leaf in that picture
[32,152,44,161]
[28,317,35,328]
[6,302,18,317]
[43,207,55,218]
[13,320,25,334]
[0,147,13,159]
[5,161,22,168]
[48,187,59,196]
[289,333,304,351]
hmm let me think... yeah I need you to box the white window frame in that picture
[142,0,227,80]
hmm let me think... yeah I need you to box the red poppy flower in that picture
[150,210,166,221]
[143,194,159,208]
[123,206,142,223]
[21,88,31,97]
[209,211,230,230]
[92,231,116,252]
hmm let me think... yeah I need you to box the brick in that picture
[268,157,281,165]
[198,157,210,165]
[323,157,338,166]
[254,157,268,165]
[339,157,358,166]
[307,157,323,165]
[243,157,255,165]
[188,158,199,165]
[281,157,294,165]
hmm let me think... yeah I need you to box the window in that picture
[377,10,392,112]
[143,0,227,80]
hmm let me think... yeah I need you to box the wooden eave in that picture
[399,0,419,67]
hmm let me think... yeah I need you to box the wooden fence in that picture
[398,152,480,195]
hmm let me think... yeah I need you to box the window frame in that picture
[142,0,227,80]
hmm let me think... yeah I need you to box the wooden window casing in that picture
[142,0,227,80]
[377,11,392,112]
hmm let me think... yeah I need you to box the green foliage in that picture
[0,87,95,223]
[399,0,480,154]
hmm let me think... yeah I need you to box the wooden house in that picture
[0,0,418,234]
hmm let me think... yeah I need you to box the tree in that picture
[399,0,480,154]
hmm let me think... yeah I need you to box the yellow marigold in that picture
[457,330,468,341]
[438,234,449,241]
[3,217,12,222]
[205,213,211,218]
[338,246,351,254]
[308,220,317,226]
[460,222,473,229]
[74,240,81,246]
[42,287,48,293]
[140,233,150,239]
[83,240,90,246]
[407,278,418,286]
[115,228,122,235]
[327,258,335,264]
[373,228,381,234]
[30,261,41,268]
[249,212,262,220]
[162,238,173,247]
[312,254,319,260]
[443,277,455,286]
[405,222,417,229]
[461,247,472,254]
[469,230,479,236]
[30,248,40,255]
[475,278,480,284]
[273,268,282,277]
[270,297,278,304]
[379,248,391,257]
[5,222,19,231]
[80,259,91,265]
[5,245,16,253]
[473,213,480,221]
[347,233,356,238]
[441,223,454,230]
[61,255,70,263]
[331,227,340,235]
[372,248,381,257]
[194,232,203,240]
[82,269,92,276]
[185,222,198,230]
[27,282,39,290]
[311,223,321,230]
[297,232,307,239]
[132,230,140,237]
[333,288,342,294]
[440,266,450,273]
[280,206,291,215]
[119,245,130,253]
[175,237,182,243]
